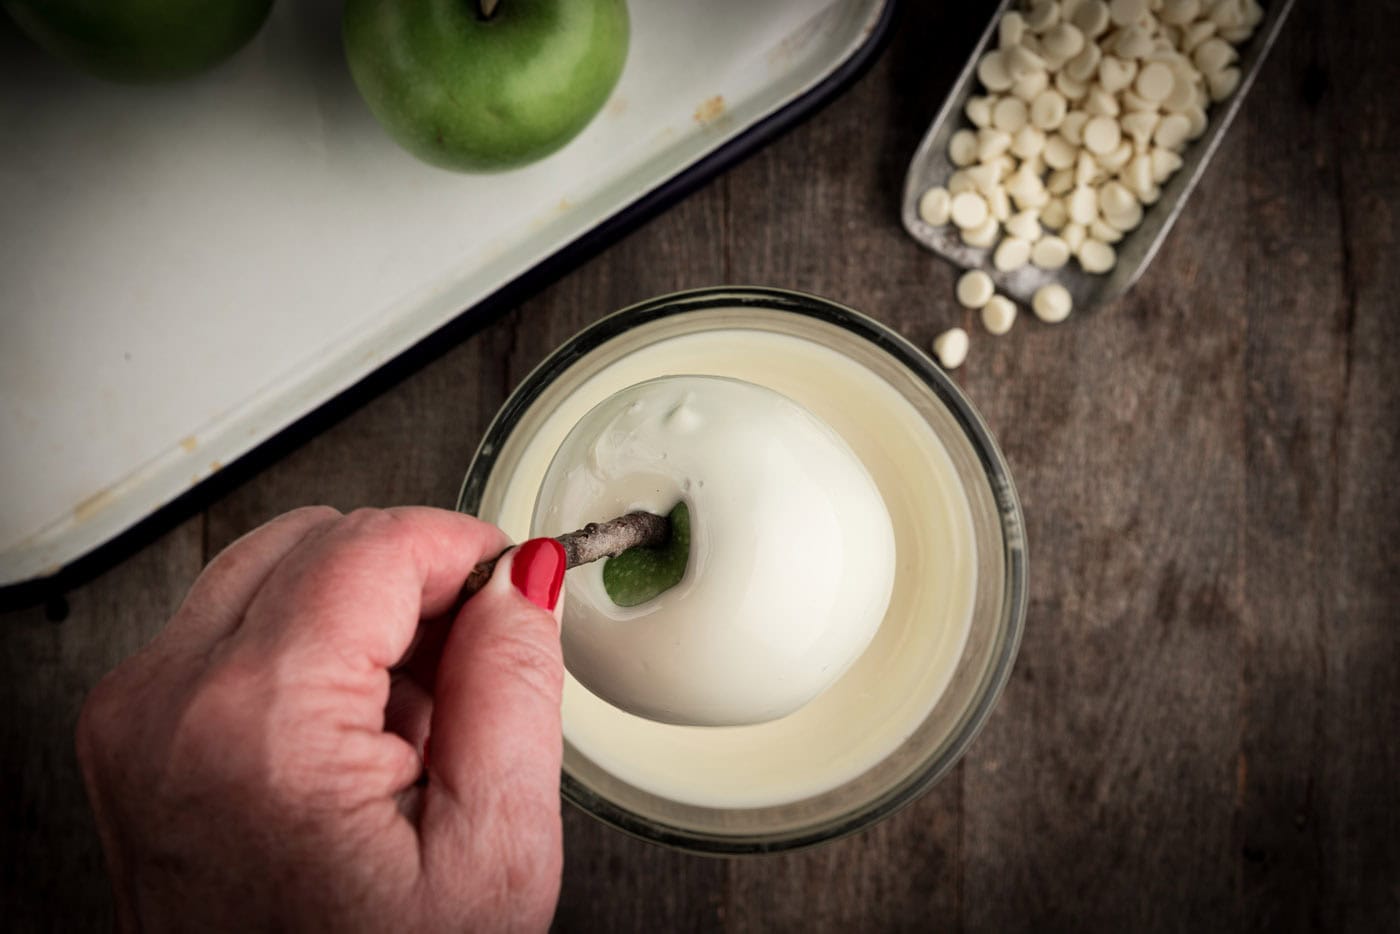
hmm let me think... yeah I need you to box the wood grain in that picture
[3,1,1398,930]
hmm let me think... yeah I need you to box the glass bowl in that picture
[458,286,1027,853]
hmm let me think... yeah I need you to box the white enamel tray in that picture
[0,0,893,591]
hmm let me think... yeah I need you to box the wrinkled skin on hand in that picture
[76,506,565,932]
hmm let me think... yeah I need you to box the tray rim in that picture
[0,0,899,609]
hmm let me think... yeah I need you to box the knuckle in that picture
[286,504,342,525]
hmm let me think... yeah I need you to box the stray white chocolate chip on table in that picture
[933,327,970,370]
[981,295,1018,335]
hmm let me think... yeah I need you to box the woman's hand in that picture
[76,506,567,932]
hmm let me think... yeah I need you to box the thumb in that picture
[421,539,566,845]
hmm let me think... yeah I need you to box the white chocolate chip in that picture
[1164,65,1200,111]
[947,169,976,195]
[966,163,1003,197]
[1072,0,1111,39]
[977,50,1014,92]
[1193,37,1237,75]
[1031,234,1072,269]
[1153,112,1191,148]
[1084,84,1121,117]
[1043,134,1078,169]
[981,295,1018,335]
[1109,0,1149,27]
[988,185,1012,221]
[950,190,989,229]
[1030,89,1069,130]
[1135,61,1176,101]
[1012,185,1050,211]
[1090,217,1124,243]
[1121,110,1160,147]
[1012,68,1051,101]
[918,187,952,226]
[1208,67,1240,101]
[1042,23,1087,61]
[1061,221,1088,252]
[1005,208,1043,241]
[1114,25,1156,59]
[1160,0,1199,25]
[977,127,1013,161]
[955,270,995,309]
[1125,152,1155,197]
[1083,115,1122,154]
[933,327,970,370]
[1103,198,1144,231]
[999,11,1027,49]
[1074,149,1100,187]
[1005,43,1047,79]
[1098,139,1134,172]
[1182,21,1217,54]
[1098,180,1137,217]
[1004,162,1044,199]
[1068,185,1099,225]
[1055,70,1090,101]
[949,128,979,166]
[1011,125,1048,159]
[965,95,994,128]
[993,96,1029,133]
[1121,88,1160,113]
[1026,0,1060,33]
[1065,42,1104,82]
[961,213,1001,247]
[1060,110,1091,145]
[1183,104,1209,139]
[1033,283,1073,322]
[994,235,1033,271]
[1040,197,1069,230]
[1048,166,1075,195]
[1078,238,1117,273]
[1098,55,1138,93]
[1150,145,1182,182]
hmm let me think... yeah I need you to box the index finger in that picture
[233,507,510,689]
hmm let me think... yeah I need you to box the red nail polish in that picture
[510,538,566,611]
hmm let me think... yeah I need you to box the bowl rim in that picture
[457,285,1028,854]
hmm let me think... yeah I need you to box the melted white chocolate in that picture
[534,376,896,727]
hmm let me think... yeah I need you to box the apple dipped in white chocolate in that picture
[533,375,896,727]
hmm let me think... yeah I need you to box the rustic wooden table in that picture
[3,1,1396,929]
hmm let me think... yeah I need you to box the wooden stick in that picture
[457,510,670,601]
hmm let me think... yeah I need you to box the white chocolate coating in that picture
[533,376,896,727]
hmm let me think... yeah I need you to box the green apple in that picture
[342,0,629,172]
[2,0,273,82]
[603,502,689,608]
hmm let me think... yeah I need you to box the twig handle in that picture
[456,510,670,603]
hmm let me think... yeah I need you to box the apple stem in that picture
[477,0,500,19]
[454,510,671,603]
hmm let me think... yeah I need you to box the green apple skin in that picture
[2,0,273,82]
[342,0,629,172]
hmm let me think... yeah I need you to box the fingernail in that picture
[510,538,566,611]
